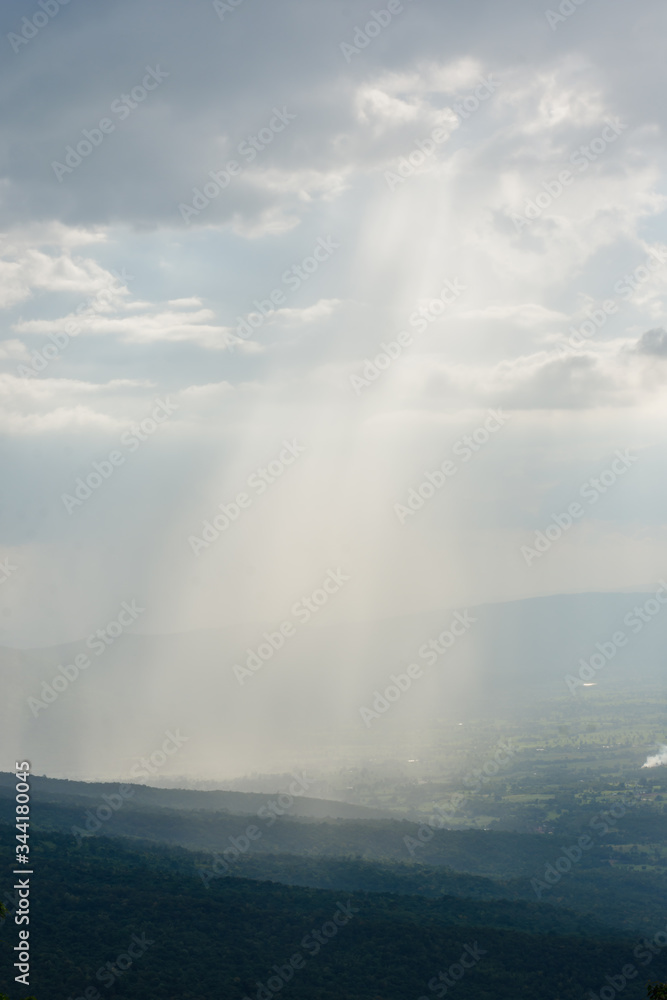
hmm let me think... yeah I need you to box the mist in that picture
[1,0,667,785]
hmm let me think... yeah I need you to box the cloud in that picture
[168,297,204,308]
[460,303,568,326]
[0,247,124,309]
[0,339,29,361]
[1,239,232,350]
[0,374,158,434]
[0,233,133,360]
[15,306,235,349]
[2,0,667,662]
[635,327,667,355]
[272,298,342,326]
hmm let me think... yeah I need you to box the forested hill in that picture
[2,782,666,937]
[1,828,666,1000]
[0,770,390,820]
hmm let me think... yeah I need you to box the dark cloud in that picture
[0,0,665,230]
[635,327,667,356]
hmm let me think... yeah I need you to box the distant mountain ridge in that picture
[2,589,665,780]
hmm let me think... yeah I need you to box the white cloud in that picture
[168,297,204,308]
[459,303,568,325]
[25,307,235,349]
[272,298,342,325]
[0,339,29,361]
[0,246,127,310]
[0,374,159,434]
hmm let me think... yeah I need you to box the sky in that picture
[1,0,667,662]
